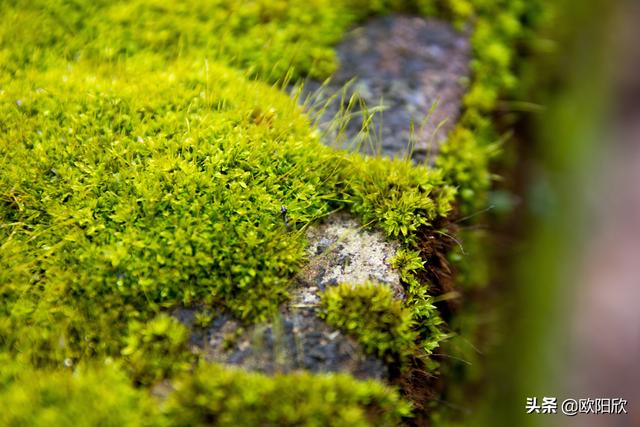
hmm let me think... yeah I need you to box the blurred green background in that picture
[468,0,639,425]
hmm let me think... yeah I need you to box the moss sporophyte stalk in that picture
[0,0,551,425]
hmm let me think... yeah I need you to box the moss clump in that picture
[0,360,158,427]
[164,362,411,427]
[0,359,408,427]
[122,314,192,386]
[0,60,331,365]
[320,283,418,365]
[391,249,447,355]
[0,0,354,81]
[346,158,456,239]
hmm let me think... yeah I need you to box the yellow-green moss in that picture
[164,362,411,427]
[320,283,418,365]
[0,358,410,427]
[391,249,447,355]
[0,58,453,370]
[122,314,193,386]
[0,360,159,427]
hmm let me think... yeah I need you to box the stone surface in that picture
[175,306,388,380]
[298,15,470,162]
[291,212,404,306]
[173,213,401,380]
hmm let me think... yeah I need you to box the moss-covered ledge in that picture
[0,0,551,425]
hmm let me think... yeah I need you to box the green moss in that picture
[164,362,411,427]
[0,61,323,365]
[122,314,192,386]
[391,249,447,355]
[0,0,354,81]
[0,58,452,370]
[345,158,456,239]
[435,127,497,215]
[0,358,408,427]
[0,360,159,427]
[319,283,418,365]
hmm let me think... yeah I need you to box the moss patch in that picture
[0,359,410,427]
[164,362,411,427]
[320,283,418,366]
[122,314,193,386]
[0,361,159,427]
[0,58,453,367]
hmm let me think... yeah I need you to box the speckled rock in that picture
[299,14,470,162]
[174,306,388,380]
[291,212,404,307]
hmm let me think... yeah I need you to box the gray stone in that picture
[291,212,404,306]
[297,14,470,162]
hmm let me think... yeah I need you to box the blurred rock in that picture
[299,14,470,162]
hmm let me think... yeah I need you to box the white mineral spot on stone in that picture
[291,212,404,305]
